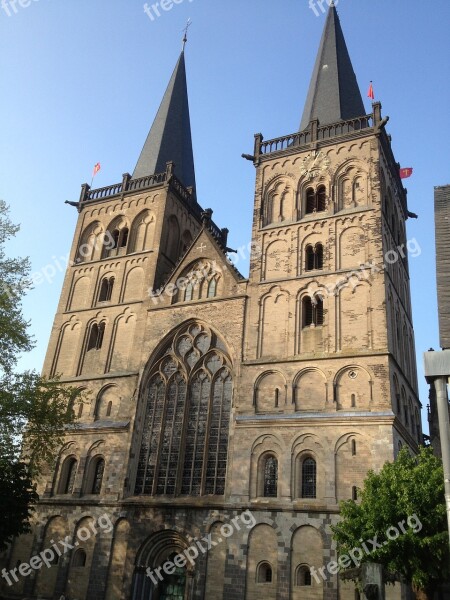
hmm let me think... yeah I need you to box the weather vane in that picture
[182,18,192,51]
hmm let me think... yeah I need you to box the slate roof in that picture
[299,3,365,130]
[132,51,196,190]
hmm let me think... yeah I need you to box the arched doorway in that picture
[131,531,193,600]
[158,553,186,600]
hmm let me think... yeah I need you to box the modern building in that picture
[1,5,422,600]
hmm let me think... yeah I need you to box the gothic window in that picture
[134,322,232,497]
[184,283,194,302]
[72,549,86,567]
[176,261,221,304]
[87,322,105,351]
[305,186,327,214]
[98,277,114,302]
[261,454,278,498]
[59,457,77,494]
[296,565,312,586]
[207,278,218,298]
[257,562,273,583]
[302,296,324,327]
[301,457,316,498]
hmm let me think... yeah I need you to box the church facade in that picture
[1,5,421,600]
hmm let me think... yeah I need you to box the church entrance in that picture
[131,531,193,600]
[157,556,186,600]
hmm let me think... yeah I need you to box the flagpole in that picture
[90,163,101,188]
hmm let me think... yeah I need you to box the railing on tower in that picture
[256,112,375,158]
[78,162,227,248]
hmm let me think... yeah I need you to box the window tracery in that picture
[135,323,232,497]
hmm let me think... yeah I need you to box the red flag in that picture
[400,167,413,179]
[367,82,375,100]
[92,162,101,177]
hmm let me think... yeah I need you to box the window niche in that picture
[98,277,114,303]
[257,562,273,583]
[305,185,327,215]
[58,457,78,495]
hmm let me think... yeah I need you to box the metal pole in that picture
[434,376,450,550]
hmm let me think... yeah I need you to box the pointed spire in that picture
[132,51,196,189]
[299,4,365,131]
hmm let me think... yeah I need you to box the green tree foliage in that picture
[332,447,449,598]
[0,200,81,550]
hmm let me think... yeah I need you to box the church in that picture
[1,4,421,599]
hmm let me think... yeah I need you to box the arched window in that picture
[301,457,316,498]
[77,222,103,263]
[305,243,324,271]
[207,278,217,298]
[59,457,77,495]
[303,296,313,327]
[87,322,105,351]
[98,277,114,302]
[119,227,129,248]
[134,323,232,497]
[315,243,324,269]
[351,439,357,456]
[402,389,409,425]
[352,486,358,500]
[262,455,278,498]
[306,188,316,214]
[111,229,120,249]
[305,245,315,271]
[305,186,327,214]
[351,393,356,408]
[106,401,112,417]
[296,565,312,586]
[257,562,273,583]
[90,458,105,494]
[302,296,324,327]
[102,218,130,258]
[317,186,326,211]
[72,549,87,568]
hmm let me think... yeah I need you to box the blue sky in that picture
[1,0,449,432]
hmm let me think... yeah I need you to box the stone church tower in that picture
[1,5,421,600]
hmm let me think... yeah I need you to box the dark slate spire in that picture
[132,51,196,189]
[299,3,365,131]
